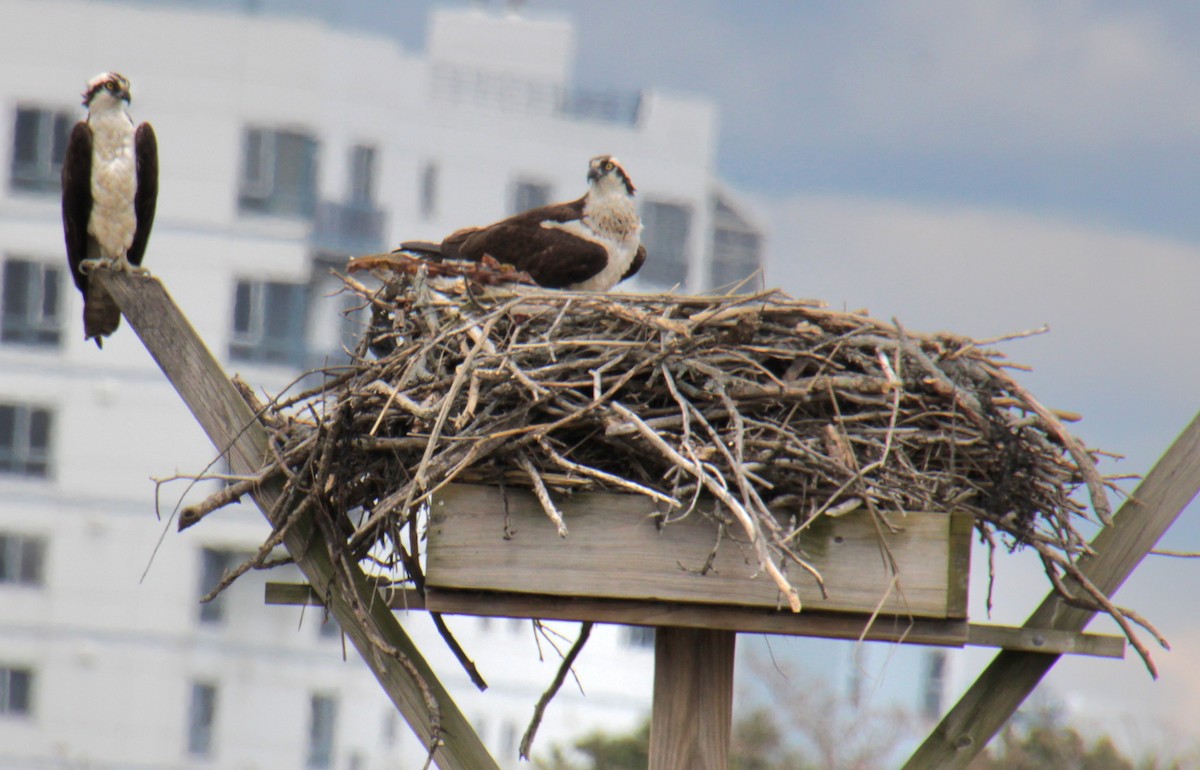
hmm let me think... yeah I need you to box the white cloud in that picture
[815,1,1200,153]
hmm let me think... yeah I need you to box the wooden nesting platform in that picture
[89,265,1192,770]
[424,484,972,640]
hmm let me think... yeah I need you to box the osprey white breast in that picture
[86,94,139,259]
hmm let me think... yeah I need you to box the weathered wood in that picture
[965,624,1124,659]
[425,587,969,646]
[266,581,427,611]
[903,409,1200,769]
[268,582,1125,657]
[649,627,735,770]
[95,270,499,770]
[428,484,970,619]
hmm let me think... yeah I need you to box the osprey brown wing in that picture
[128,121,158,267]
[622,244,647,282]
[454,223,609,289]
[61,121,94,294]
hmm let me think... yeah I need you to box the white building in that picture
[0,1,764,768]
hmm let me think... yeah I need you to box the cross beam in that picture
[903,410,1200,768]
[93,269,500,770]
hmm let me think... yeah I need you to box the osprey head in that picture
[587,155,635,196]
[82,72,132,107]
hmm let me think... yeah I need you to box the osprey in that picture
[61,72,158,347]
[401,155,645,291]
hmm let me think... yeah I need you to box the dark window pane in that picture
[187,682,217,756]
[242,129,266,188]
[198,548,230,624]
[639,201,692,286]
[19,538,44,585]
[12,109,41,166]
[0,405,16,451]
[2,668,33,714]
[41,266,61,319]
[307,694,337,769]
[27,408,50,453]
[349,145,376,204]
[0,536,11,581]
[232,281,253,335]
[512,180,550,214]
[274,131,318,216]
[3,260,30,314]
[420,162,438,220]
[51,113,72,166]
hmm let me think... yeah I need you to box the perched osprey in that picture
[401,155,645,291]
[61,72,158,347]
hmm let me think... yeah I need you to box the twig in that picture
[519,622,593,759]
[518,450,568,537]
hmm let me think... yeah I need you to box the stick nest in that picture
[197,253,1166,677]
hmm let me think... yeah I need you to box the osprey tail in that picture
[83,282,121,348]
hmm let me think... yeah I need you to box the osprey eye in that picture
[604,161,614,171]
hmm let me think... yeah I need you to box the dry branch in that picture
[181,253,1152,682]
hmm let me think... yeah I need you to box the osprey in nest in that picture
[401,155,645,291]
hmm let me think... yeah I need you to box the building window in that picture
[197,548,239,625]
[186,682,218,757]
[710,195,763,290]
[9,106,73,194]
[238,127,319,218]
[0,533,45,586]
[307,694,338,769]
[0,403,52,478]
[230,279,308,368]
[0,666,33,717]
[307,258,363,366]
[419,161,438,220]
[625,625,655,649]
[2,257,63,347]
[710,229,763,289]
[638,200,692,288]
[922,649,947,721]
[511,179,551,214]
[348,144,377,205]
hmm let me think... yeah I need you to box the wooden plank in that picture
[267,582,1125,658]
[965,624,1125,660]
[95,270,499,770]
[649,627,735,770]
[428,484,969,619]
[425,587,970,646]
[945,510,974,619]
[266,581,427,611]
[903,410,1200,769]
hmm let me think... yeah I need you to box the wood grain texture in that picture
[903,410,1200,769]
[649,627,735,770]
[95,270,499,770]
[424,587,969,646]
[269,582,1124,657]
[428,484,969,619]
[964,624,1124,659]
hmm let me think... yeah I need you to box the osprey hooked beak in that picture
[82,72,132,107]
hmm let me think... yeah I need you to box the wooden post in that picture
[94,271,500,770]
[649,627,736,770]
[903,410,1200,769]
